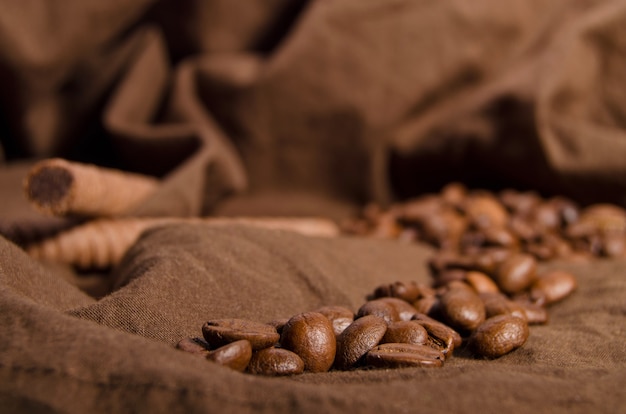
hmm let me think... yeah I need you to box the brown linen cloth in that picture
[1,224,625,413]
[2,0,626,412]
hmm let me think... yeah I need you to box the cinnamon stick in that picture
[24,158,159,217]
[26,217,339,269]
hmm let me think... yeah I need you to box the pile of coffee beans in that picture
[176,184,604,375]
[176,267,576,375]
[342,183,626,260]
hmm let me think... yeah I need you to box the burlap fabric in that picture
[1,0,626,412]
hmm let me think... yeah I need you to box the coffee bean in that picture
[513,298,549,324]
[441,182,467,208]
[601,233,625,257]
[382,321,428,345]
[314,305,354,336]
[280,312,336,372]
[530,270,577,305]
[480,292,527,321]
[202,319,280,350]
[465,271,499,294]
[334,315,387,370]
[439,282,486,332]
[247,347,304,376]
[468,315,529,358]
[357,299,400,324]
[495,253,538,294]
[432,269,466,288]
[463,193,509,230]
[412,313,461,355]
[207,340,252,372]
[364,343,445,368]
[371,280,426,302]
[267,318,290,334]
[176,337,210,357]
[376,297,419,321]
[412,295,439,315]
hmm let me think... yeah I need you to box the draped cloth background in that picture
[1,1,625,412]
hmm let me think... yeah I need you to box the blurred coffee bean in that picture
[247,347,304,376]
[530,270,577,305]
[364,343,445,368]
[468,315,529,358]
[465,271,500,294]
[601,233,626,257]
[412,295,439,315]
[441,182,467,207]
[495,253,538,294]
[462,193,509,230]
[531,202,561,232]
[314,305,354,336]
[280,312,336,373]
[513,298,549,324]
[420,208,467,250]
[439,282,486,332]
[176,337,211,357]
[357,299,400,324]
[433,269,466,288]
[334,315,387,370]
[382,321,429,345]
[499,190,541,216]
[480,292,527,320]
[267,318,289,334]
[207,340,252,372]
[376,297,419,321]
[370,280,426,302]
[202,319,280,350]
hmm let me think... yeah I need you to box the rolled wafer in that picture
[26,216,339,269]
[24,158,159,217]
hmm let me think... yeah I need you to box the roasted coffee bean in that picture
[314,305,354,336]
[532,202,561,231]
[530,270,577,305]
[465,271,500,294]
[441,182,467,208]
[280,312,336,372]
[334,315,387,370]
[601,233,625,257]
[499,190,541,216]
[432,269,467,288]
[480,292,527,320]
[364,343,445,368]
[526,242,555,261]
[382,320,429,345]
[412,295,439,315]
[412,313,461,355]
[494,253,538,294]
[267,318,290,334]
[513,298,549,324]
[462,193,509,230]
[482,227,519,249]
[202,319,280,350]
[176,337,210,357]
[439,282,486,332]
[376,297,419,321]
[357,299,400,324]
[207,340,252,372]
[371,280,425,302]
[247,347,304,376]
[420,208,467,250]
[470,248,513,274]
[468,315,529,359]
